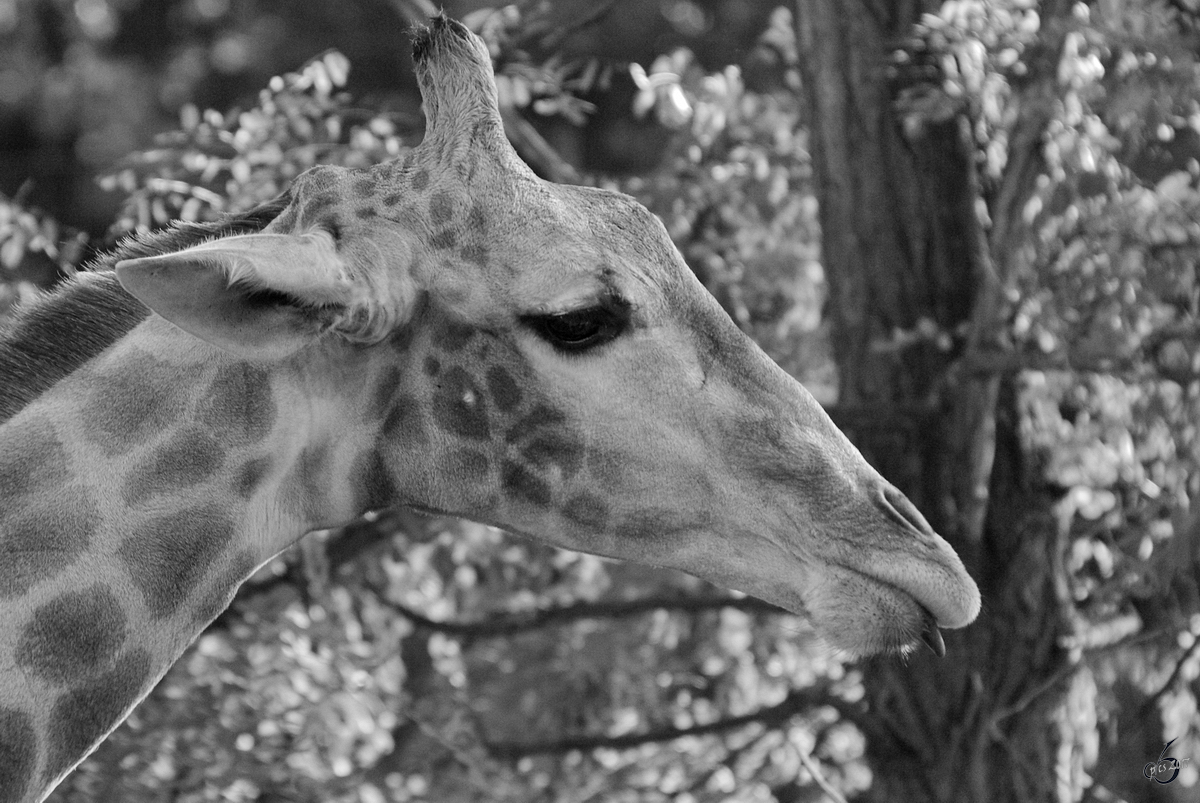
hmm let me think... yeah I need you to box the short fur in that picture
[0,201,288,424]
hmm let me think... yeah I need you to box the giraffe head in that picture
[115,15,979,657]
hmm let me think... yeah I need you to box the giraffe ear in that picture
[115,231,355,359]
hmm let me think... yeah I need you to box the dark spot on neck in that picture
[117,506,236,618]
[0,417,68,498]
[46,648,153,781]
[411,169,430,191]
[123,428,224,507]
[198,362,277,444]
[234,456,272,498]
[15,585,127,686]
[81,351,187,457]
[0,708,36,803]
[0,489,98,600]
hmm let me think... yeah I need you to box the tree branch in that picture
[500,107,583,185]
[1142,633,1200,715]
[390,594,786,637]
[961,343,1200,381]
[209,508,786,636]
[522,0,624,52]
[988,664,1075,734]
[485,685,848,758]
[797,747,851,803]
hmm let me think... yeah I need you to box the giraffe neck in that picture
[0,314,378,803]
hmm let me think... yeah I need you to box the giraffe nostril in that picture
[880,485,935,538]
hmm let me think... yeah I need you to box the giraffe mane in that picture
[0,199,288,424]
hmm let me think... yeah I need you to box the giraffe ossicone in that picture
[0,15,980,803]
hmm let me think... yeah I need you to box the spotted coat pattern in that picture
[0,75,632,803]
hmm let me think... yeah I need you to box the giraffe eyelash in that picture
[523,297,631,353]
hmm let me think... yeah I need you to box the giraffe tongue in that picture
[919,608,947,658]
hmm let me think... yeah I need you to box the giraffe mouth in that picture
[787,555,967,658]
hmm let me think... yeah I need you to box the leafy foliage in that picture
[899,0,1200,795]
[98,50,406,233]
[0,189,87,317]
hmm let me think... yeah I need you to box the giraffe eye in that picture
[526,303,629,352]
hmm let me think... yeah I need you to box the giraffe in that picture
[0,15,981,803]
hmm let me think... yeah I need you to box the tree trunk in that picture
[794,1,1085,800]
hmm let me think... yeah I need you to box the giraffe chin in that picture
[797,572,952,659]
